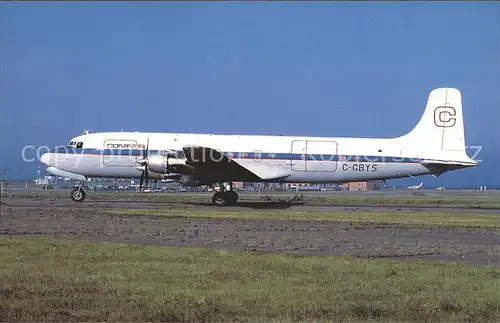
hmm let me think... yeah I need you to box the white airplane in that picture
[40,88,477,206]
[407,182,423,190]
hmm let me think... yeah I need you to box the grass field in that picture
[110,208,500,228]
[1,236,499,322]
[4,191,500,209]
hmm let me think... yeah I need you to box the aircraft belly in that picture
[286,162,430,183]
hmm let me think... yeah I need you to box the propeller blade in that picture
[140,137,150,191]
[139,173,144,190]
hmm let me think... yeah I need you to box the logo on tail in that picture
[433,106,456,128]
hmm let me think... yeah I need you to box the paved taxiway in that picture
[1,197,499,267]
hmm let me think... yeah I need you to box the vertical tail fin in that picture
[399,88,475,163]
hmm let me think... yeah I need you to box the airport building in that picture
[343,182,367,191]
[232,181,245,190]
[343,180,384,191]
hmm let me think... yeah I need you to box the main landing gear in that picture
[70,185,86,202]
[211,182,239,206]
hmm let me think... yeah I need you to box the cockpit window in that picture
[76,142,83,148]
[67,141,75,148]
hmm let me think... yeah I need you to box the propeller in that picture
[139,137,149,191]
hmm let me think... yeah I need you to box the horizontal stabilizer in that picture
[421,159,477,177]
[421,159,477,167]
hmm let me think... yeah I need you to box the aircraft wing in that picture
[182,145,292,185]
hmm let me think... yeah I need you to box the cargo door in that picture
[305,140,338,172]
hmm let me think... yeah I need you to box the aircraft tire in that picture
[212,192,228,206]
[71,187,86,202]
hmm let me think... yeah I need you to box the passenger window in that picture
[76,142,83,148]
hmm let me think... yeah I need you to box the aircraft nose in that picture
[40,153,52,166]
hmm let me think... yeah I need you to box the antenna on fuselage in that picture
[82,128,91,135]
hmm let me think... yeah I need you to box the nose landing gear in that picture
[70,185,86,202]
[211,182,239,206]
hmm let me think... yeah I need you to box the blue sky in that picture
[1,2,499,186]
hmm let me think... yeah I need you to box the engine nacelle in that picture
[145,155,189,174]
[145,155,168,174]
